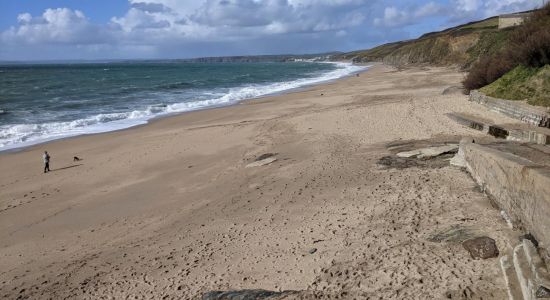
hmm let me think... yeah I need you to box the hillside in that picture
[463,4,550,107]
[337,17,512,69]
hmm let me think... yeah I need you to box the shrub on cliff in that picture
[464,3,550,91]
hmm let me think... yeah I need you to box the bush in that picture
[464,2,550,91]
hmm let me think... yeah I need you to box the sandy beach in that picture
[0,65,525,299]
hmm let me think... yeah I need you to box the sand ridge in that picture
[0,65,525,299]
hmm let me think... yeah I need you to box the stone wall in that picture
[459,141,550,254]
[498,16,526,29]
[470,90,550,128]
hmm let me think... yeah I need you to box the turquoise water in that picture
[0,61,366,150]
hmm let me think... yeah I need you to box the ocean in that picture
[0,61,366,150]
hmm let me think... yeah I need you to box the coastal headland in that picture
[0,65,526,299]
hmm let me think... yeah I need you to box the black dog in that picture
[73,156,82,162]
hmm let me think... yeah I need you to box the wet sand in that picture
[0,65,524,299]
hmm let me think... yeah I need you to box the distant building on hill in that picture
[498,12,530,29]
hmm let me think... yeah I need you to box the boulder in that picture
[396,144,458,159]
[462,237,499,259]
[246,157,277,168]
[254,153,276,161]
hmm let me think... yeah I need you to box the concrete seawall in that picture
[470,90,550,128]
[458,141,550,255]
[447,112,550,145]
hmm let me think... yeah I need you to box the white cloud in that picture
[0,0,544,60]
[415,2,446,18]
[453,0,480,12]
[131,2,172,13]
[374,7,410,27]
[449,0,540,22]
[17,13,33,24]
[190,0,286,27]
[111,8,173,31]
[374,2,445,28]
[2,8,113,45]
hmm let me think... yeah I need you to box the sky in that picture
[0,0,545,61]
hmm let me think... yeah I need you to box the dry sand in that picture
[0,65,526,299]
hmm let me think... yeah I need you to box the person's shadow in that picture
[51,164,83,172]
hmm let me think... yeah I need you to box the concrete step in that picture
[501,255,524,300]
[502,239,550,299]
[522,239,550,298]
[447,113,550,145]
[455,140,550,299]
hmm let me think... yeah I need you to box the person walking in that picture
[43,151,50,173]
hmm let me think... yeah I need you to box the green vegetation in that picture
[463,3,550,107]
[480,65,550,107]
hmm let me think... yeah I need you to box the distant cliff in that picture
[179,53,341,63]
[336,17,513,69]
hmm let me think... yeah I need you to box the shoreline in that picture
[0,61,370,153]
[0,64,523,299]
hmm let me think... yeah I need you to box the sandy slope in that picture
[0,65,524,299]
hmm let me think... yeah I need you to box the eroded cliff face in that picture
[378,34,480,67]
[339,17,511,69]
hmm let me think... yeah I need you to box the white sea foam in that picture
[0,62,369,150]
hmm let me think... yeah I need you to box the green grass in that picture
[480,65,550,107]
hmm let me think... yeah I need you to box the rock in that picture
[416,145,459,159]
[462,237,499,259]
[395,150,422,158]
[309,248,318,254]
[202,289,299,300]
[246,157,277,168]
[536,286,550,298]
[254,153,276,162]
[378,154,452,169]
[519,233,539,247]
[396,144,458,159]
